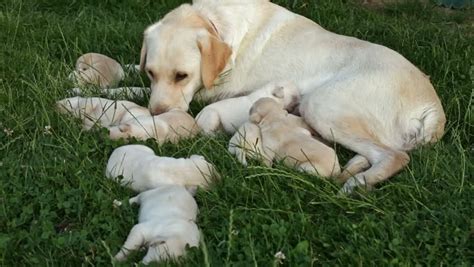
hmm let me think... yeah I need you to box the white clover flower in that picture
[274,251,286,264]
[43,125,52,135]
[113,199,123,208]
[3,128,13,136]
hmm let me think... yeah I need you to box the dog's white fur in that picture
[69,53,124,89]
[114,185,199,264]
[248,98,341,177]
[108,110,199,143]
[106,145,218,192]
[140,1,446,192]
[56,97,150,130]
[196,81,299,135]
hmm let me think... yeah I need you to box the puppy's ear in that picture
[197,33,232,89]
[271,86,285,99]
[139,39,147,72]
[249,112,262,124]
[119,124,131,133]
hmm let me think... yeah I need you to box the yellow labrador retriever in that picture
[139,0,446,193]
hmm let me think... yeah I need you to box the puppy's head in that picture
[71,53,124,88]
[249,97,287,124]
[141,4,232,115]
[270,82,300,112]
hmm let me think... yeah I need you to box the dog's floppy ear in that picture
[197,33,232,89]
[139,40,147,72]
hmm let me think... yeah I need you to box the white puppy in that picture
[195,81,299,135]
[106,145,218,192]
[114,185,200,264]
[249,98,341,177]
[56,97,150,130]
[69,53,125,89]
[108,109,199,144]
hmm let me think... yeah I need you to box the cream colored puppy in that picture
[114,185,200,264]
[56,97,150,130]
[106,145,218,192]
[196,81,299,135]
[108,110,199,144]
[139,1,445,193]
[249,98,341,177]
[69,53,124,88]
[228,122,265,166]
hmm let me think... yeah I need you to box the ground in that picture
[0,0,473,266]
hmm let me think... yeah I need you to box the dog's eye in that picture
[175,72,188,82]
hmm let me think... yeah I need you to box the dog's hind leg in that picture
[337,155,371,183]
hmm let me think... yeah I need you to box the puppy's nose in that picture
[150,106,167,115]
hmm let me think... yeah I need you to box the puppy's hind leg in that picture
[114,224,148,261]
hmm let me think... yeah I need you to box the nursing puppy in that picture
[139,1,445,193]
[196,81,299,135]
[106,145,218,192]
[108,109,199,144]
[69,53,124,89]
[115,185,200,264]
[250,98,341,177]
[56,97,150,130]
[228,122,265,166]
[228,112,315,166]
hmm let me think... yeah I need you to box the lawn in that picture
[0,0,473,265]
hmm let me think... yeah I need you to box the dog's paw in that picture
[339,174,367,195]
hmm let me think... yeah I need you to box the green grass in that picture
[0,0,473,265]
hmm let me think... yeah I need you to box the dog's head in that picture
[141,4,232,115]
[249,97,287,124]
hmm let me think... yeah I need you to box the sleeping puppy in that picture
[106,144,218,192]
[114,184,200,264]
[56,97,150,130]
[108,109,199,144]
[250,98,341,177]
[195,81,299,135]
[69,53,125,89]
[228,122,266,166]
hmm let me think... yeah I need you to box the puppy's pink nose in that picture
[150,106,167,115]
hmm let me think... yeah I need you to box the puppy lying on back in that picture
[115,184,200,264]
[106,145,218,192]
[249,98,341,177]
[56,97,150,130]
[108,109,199,144]
[69,53,124,89]
[196,81,300,135]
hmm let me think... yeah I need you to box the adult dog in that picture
[139,0,446,193]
